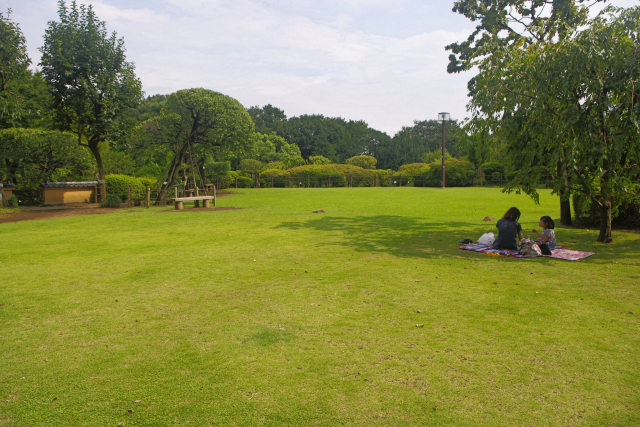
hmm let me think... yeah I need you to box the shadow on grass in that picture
[277,215,640,263]
[277,215,490,260]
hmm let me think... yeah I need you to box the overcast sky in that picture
[5,0,638,136]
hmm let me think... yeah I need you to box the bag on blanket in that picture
[519,238,542,256]
[478,232,495,245]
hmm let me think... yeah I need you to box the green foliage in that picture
[100,145,135,175]
[261,168,290,187]
[248,105,393,169]
[250,132,304,168]
[247,104,287,134]
[6,194,18,207]
[100,193,121,208]
[234,175,254,188]
[308,155,331,165]
[40,0,143,184]
[0,128,93,204]
[423,149,452,164]
[0,9,30,92]
[264,161,286,170]
[573,184,640,229]
[451,2,640,242]
[345,155,377,169]
[419,159,475,187]
[376,120,462,170]
[395,163,430,186]
[105,174,146,202]
[278,115,390,163]
[479,161,504,185]
[286,164,390,187]
[144,88,255,200]
[134,164,163,178]
[0,70,54,130]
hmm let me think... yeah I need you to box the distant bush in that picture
[235,175,254,188]
[261,169,290,187]
[105,174,146,201]
[346,155,377,169]
[286,164,390,187]
[101,193,122,208]
[7,194,18,207]
[479,162,505,185]
[135,164,163,178]
[420,159,475,187]
[396,163,429,186]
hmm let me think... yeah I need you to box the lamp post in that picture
[438,112,450,188]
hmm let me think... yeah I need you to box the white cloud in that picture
[9,0,476,135]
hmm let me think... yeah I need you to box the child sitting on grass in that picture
[532,215,556,255]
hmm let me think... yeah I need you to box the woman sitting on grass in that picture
[493,207,524,250]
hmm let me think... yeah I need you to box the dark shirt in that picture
[493,219,522,250]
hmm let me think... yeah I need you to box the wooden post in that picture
[146,186,150,208]
[174,186,178,199]
[213,185,217,207]
[127,186,132,207]
[203,199,210,208]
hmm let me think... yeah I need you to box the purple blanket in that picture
[459,243,595,261]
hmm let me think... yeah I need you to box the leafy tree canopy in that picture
[40,0,143,199]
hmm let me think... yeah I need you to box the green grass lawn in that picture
[2,187,639,425]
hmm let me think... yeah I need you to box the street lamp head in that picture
[438,112,450,121]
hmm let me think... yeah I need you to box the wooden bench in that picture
[172,195,216,210]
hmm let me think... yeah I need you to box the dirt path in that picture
[0,193,235,224]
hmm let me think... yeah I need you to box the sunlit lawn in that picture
[1,187,639,425]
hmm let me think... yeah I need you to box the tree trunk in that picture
[598,199,613,243]
[558,148,572,225]
[157,142,190,204]
[560,197,572,226]
[88,141,106,203]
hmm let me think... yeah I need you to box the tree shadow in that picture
[276,215,491,260]
[276,215,640,263]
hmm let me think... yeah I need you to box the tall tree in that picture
[141,88,255,202]
[376,120,461,170]
[450,3,640,242]
[447,0,604,224]
[40,0,142,201]
[0,9,30,93]
[247,104,287,134]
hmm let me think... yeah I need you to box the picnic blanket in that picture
[459,243,595,261]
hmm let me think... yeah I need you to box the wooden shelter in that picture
[42,181,98,205]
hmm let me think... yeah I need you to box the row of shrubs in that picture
[256,160,479,188]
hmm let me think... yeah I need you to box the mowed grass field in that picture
[1,187,639,425]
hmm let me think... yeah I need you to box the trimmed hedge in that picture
[418,159,475,187]
[105,174,147,201]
